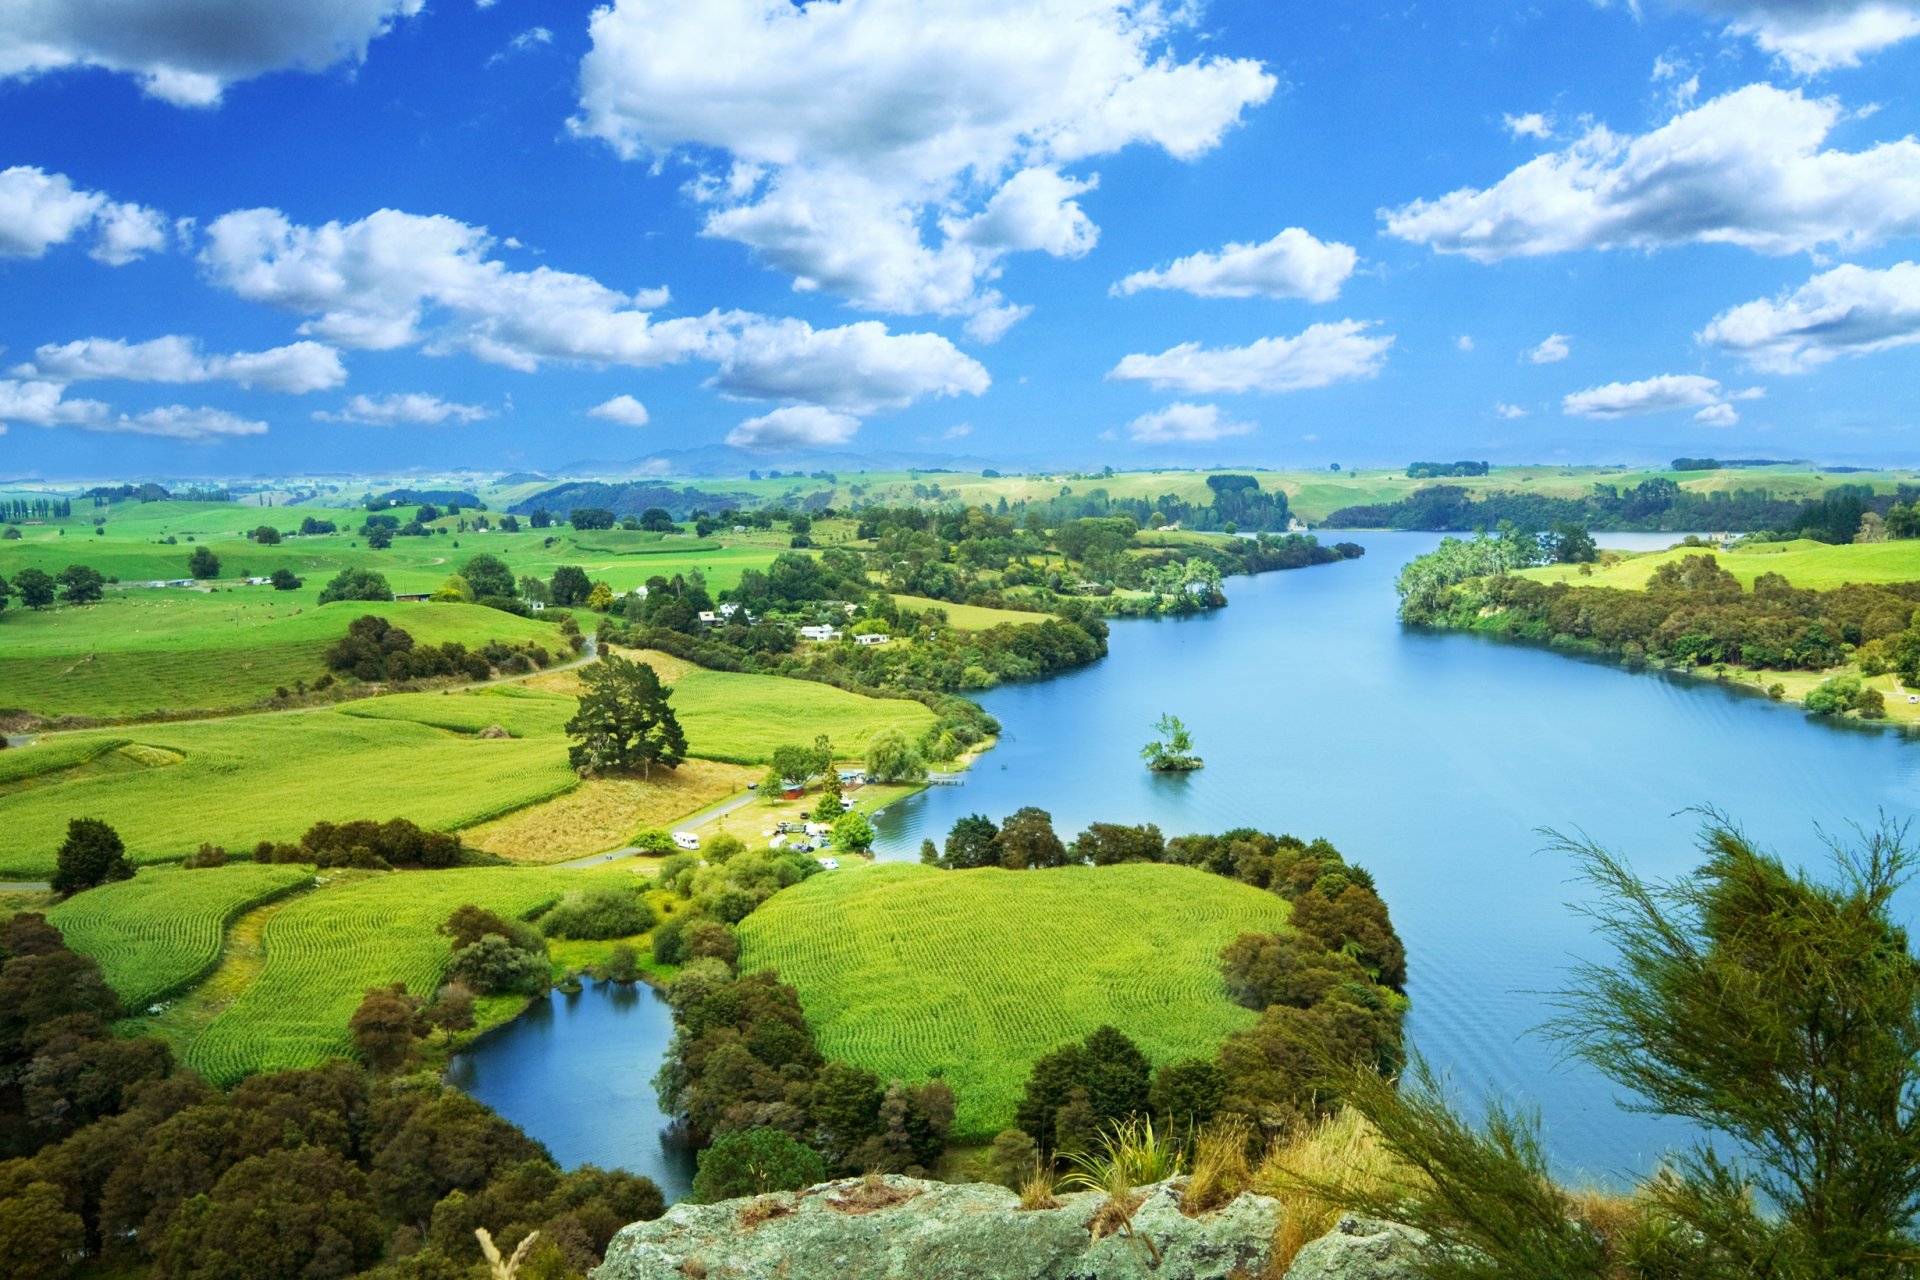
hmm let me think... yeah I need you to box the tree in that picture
[57,564,104,604]
[431,573,474,602]
[52,818,134,896]
[0,572,9,615]
[318,567,393,603]
[1140,712,1202,771]
[691,1128,825,1203]
[832,810,875,854]
[349,984,423,1072]
[942,814,1000,869]
[251,525,281,544]
[421,984,477,1039]
[586,581,615,611]
[811,788,845,822]
[186,546,220,579]
[1549,522,1598,564]
[461,553,515,598]
[550,565,592,606]
[268,568,302,591]
[864,730,928,784]
[765,743,822,791]
[565,654,687,777]
[13,568,54,609]
[570,507,616,530]
[994,806,1067,869]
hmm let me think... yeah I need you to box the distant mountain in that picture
[552,444,1004,477]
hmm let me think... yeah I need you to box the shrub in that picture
[692,1128,826,1203]
[599,944,641,983]
[632,828,676,854]
[52,818,134,896]
[684,920,740,966]
[450,934,549,996]
[317,567,393,604]
[650,913,693,966]
[182,842,229,869]
[540,888,657,940]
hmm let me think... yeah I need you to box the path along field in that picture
[46,863,312,1008]
[1524,538,1920,591]
[736,861,1291,1140]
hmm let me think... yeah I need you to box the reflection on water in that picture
[454,531,1920,1191]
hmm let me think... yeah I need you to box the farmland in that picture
[1524,538,1920,591]
[736,861,1292,1139]
[46,863,313,1008]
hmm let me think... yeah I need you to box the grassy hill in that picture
[736,861,1291,1139]
[1524,539,1920,590]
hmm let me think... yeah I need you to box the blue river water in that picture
[456,530,1920,1195]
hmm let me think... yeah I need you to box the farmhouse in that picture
[798,624,841,642]
[854,633,889,645]
[393,592,432,602]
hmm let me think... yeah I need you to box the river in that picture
[457,530,1920,1193]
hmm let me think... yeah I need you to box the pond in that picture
[458,531,1920,1192]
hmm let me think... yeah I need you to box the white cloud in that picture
[114,406,268,439]
[0,166,168,264]
[0,0,426,106]
[1528,333,1572,364]
[1700,260,1920,372]
[20,336,345,393]
[1111,228,1357,303]
[1109,320,1394,394]
[1562,373,1753,425]
[1496,402,1529,418]
[1126,402,1253,443]
[1384,85,1920,262]
[588,394,651,426]
[1457,334,1476,352]
[0,378,265,438]
[726,405,861,451]
[707,318,989,413]
[941,423,973,439]
[314,393,492,426]
[197,204,984,415]
[0,378,108,427]
[1504,112,1553,139]
[1682,0,1920,73]
[489,26,553,66]
[572,0,1276,329]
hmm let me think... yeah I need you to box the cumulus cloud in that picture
[1384,84,1920,262]
[706,318,989,413]
[1528,333,1572,363]
[314,393,492,426]
[1496,402,1529,418]
[1504,112,1553,139]
[1112,228,1357,303]
[572,0,1276,330]
[1562,373,1755,425]
[588,394,651,426]
[0,0,426,106]
[726,405,861,451]
[1457,335,1476,352]
[489,26,553,66]
[0,166,169,264]
[1678,0,1920,73]
[197,204,985,415]
[1125,401,1253,443]
[1109,321,1394,394]
[1700,260,1920,372]
[19,336,345,393]
[0,378,265,438]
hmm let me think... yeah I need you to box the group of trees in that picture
[2,496,72,519]
[240,816,474,870]
[324,614,557,685]
[0,563,104,613]
[1406,461,1490,479]
[0,911,664,1280]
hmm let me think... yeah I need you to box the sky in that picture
[1,0,1918,479]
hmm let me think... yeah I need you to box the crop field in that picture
[890,595,1049,629]
[736,861,1292,1139]
[0,595,566,721]
[1525,539,1920,591]
[462,761,757,862]
[48,863,313,1008]
[0,712,579,876]
[183,866,635,1082]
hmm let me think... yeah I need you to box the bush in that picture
[540,888,657,940]
[692,1128,826,1203]
[599,944,641,983]
[632,828,676,854]
[317,567,393,604]
[450,934,550,995]
[182,842,229,869]
[52,818,134,896]
[650,912,693,966]
[684,920,740,966]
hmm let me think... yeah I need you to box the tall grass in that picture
[1253,1107,1406,1275]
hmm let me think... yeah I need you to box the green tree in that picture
[993,806,1068,869]
[268,568,302,591]
[186,546,220,579]
[461,553,515,598]
[13,568,54,609]
[565,654,687,778]
[550,564,592,606]
[51,818,134,896]
[317,567,392,603]
[56,564,104,604]
[1140,712,1200,771]
[0,1173,86,1280]
[691,1128,826,1203]
[251,525,281,544]
[832,810,875,854]
[864,729,928,784]
[942,814,1000,869]
[811,788,846,822]
[765,743,822,792]
[348,984,423,1072]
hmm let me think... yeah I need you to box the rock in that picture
[478,724,511,739]
[594,1175,1282,1280]
[1283,1214,1428,1280]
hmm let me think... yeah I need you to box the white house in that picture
[718,602,746,619]
[799,624,841,642]
[854,633,889,646]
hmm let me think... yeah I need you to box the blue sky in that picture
[1,0,1918,478]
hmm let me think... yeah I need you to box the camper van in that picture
[671,831,700,851]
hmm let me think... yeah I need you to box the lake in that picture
[457,530,1920,1193]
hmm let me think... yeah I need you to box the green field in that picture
[0,712,580,876]
[47,863,313,1008]
[890,595,1049,629]
[0,595,566,721]
[181,866,630,1082]
[1524,539,1920,590]
[736,861,1292,1139]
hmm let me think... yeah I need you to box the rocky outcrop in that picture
[594,1175,1281,1280]
[1283,1214,1427,1280]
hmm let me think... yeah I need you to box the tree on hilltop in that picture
[565,653,687,778]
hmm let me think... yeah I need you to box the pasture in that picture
[47,863,313,1008]
[0,712,579,876]
[890,594,1049,629]
[736,861,1292,1139]
[1524,539,1920,590]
